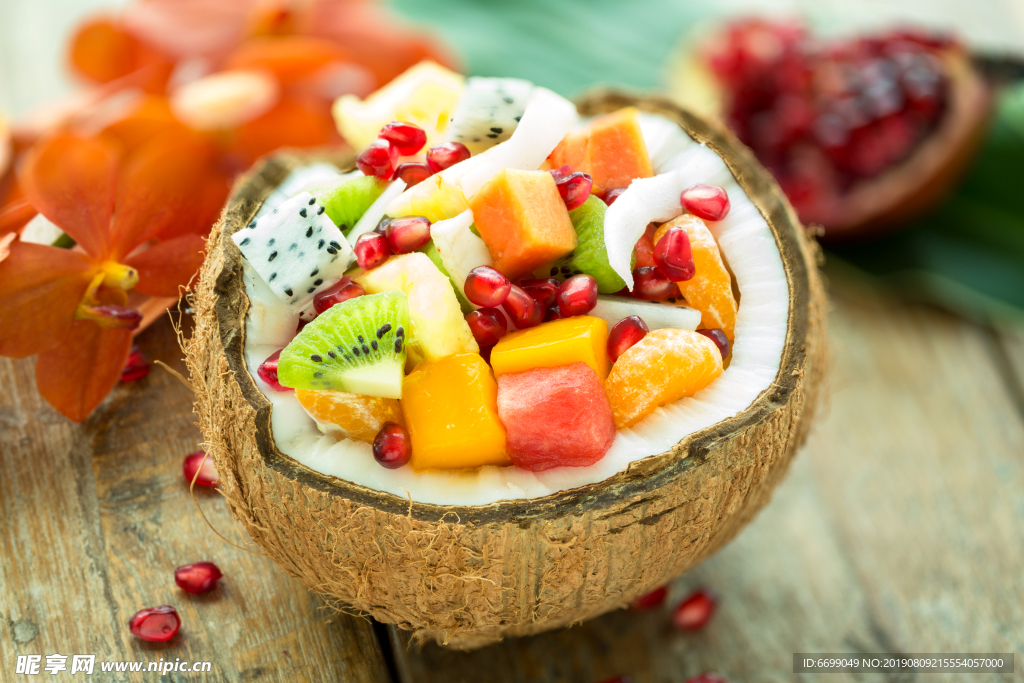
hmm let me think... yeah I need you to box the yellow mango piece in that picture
[490,316,609,380]
[402,353,510,470]
[295,389,403,443]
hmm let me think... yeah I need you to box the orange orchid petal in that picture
[108,129,220,257]
[100,94,182,151]
[68,18,140,84]
[125,233,207,298]
[20,134,120,258]
[35,286,133,422]
[0,241,96,358]
[224,36,351,83]
[0,197,37,236]
[233,96,339,164]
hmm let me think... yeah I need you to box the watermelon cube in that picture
[496,362,615,471]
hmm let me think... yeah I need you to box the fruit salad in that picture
[237,63,790,505]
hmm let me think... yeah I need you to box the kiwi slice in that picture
[420,240,474,314]
[277,291,410,399]
[312,176,387,236]
[557,195,633,293]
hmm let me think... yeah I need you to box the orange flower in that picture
[0,130,228,421]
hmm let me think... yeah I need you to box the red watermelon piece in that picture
[496,362,616,471]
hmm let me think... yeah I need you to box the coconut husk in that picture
[183,92,829,650]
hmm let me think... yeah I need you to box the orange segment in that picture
[490,315,609,380]
[469,168,577,280]
[401,353,510,470]
[295,389,403,443]
[655,215,737,340]
[549,107,653,193]
[604,328,723,429]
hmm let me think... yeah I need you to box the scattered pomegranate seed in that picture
[129,606,180,642]
[175,562,223,594]
[465,307,508,348]
[426,141,471,173]
[553,172,593,210]
[543,306,562,322]
[673,588,717,631]
[354,232,391,270]
[386,216,431,254]
[393,162,433,188]
[464,266,512,307]
[373,422,411,469]
[629,584,667,610]
[519,278,560,309]
[654,227,696,281]
[120,346,151,382]
[183,451,219,488]
[602,188,626,206]
[257,349,290,391]
[501,284,544,329]
[313,277,364,314]
[379,120,427,156]
[608,316,650,363]
[557,274,598,317]
[681,184,731,221]
[698,328,730,359]
[632,267,679,302]
[684,674,728,683]
[356,139,398,179]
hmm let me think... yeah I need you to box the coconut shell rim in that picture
[208,90,814,525]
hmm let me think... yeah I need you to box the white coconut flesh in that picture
[240,112,789,506]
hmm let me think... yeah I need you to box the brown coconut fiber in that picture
[184,91,829,649]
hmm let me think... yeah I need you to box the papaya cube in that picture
[549,106,654,193]
[401,353,510,470]
[468,168,577,280]
[490,315,609,380]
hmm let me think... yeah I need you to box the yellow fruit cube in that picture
[490,316,609,380]
[402,353,510,470]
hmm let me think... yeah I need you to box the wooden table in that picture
[3,264,1022,682]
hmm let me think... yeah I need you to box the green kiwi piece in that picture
[420,240,474,314]
[312,176,387,236]
[277,291,410,398]
[556,195,633,293]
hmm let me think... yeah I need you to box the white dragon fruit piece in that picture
[445,77,533,153]
[430,209,492,308]
[233,191,355,308]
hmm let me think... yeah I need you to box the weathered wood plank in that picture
[390,274,1024,683]
[0,317,392,683]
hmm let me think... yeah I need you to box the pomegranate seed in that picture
[374,216,392,234]
[632,267,679,301]
[557,274,598,317]
[501,285,544,329]
[373,422,411,469]
[684,674,729,683]
[464,266,511,307]
[633,226,657,269]
[653,227,696,281]
[175,561,223,594]
[393,162,433,188]
[465,307,508,347]
[129,606,180,642]
[698,328,730,359]
[356,139,398,179]
[354,232,391,270]
[608,316,649,362]
[549,164,574,178]
[628,584,667,610]
[602,188,626,205]
[682,184,730,221]
[379,120,427,156]
[386,216,431,254]
[257,349,290,391]
[183,450,219,488]
[518,278,560,309]
[120,345,151,382]
[543,305,562,322]
[553,172,593,210]
[426,141,471,173]
[673,588,717,631]
[313,277,364,314]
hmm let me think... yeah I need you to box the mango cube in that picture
[468,168,577,280]
[549,107,654,193]
[490,315,609,380]
[402,353,510,470]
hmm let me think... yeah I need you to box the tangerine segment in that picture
[654,215,737,340]
[295,389,403,443]
[604,328,723,429]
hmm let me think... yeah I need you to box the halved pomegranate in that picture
[671,20,993,240]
